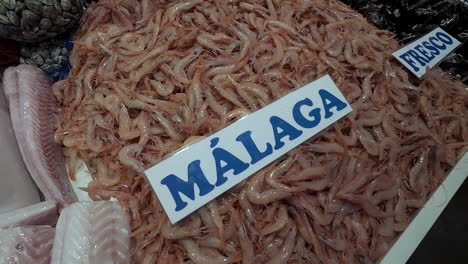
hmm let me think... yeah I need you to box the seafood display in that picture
[51,201,131,264]
[3,65,77,208]
[0,88,40,214]
[0,225,55,264]
[52,0,468,263]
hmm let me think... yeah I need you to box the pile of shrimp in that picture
[52,0,468,263]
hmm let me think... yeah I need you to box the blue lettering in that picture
[210,137,219,147]
[270,116,303,150]
[292,98,322,128]
[399,52,420,72]
[319,89,347,119]
[429,36,446,50]
[212,147,249,186]
[161,160,215,212]
[414,44,435,62]
[436,32,454,45]
[236,131,273,164]
[407,50,428,66]
[422,41,440,57]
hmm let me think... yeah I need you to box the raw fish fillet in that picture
[0,89,40,214]
[0,226,55,264]
[51,201,131,264]
[0,201,58,229]
[2,65,77,208]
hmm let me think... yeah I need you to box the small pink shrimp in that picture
[265,157,299,192]
[163,0,204,24]
[238,188,256,223]
[207,200,225,243]
[238,224,254,264]
[118,143,144,173]
[356,126,379,156]
[179,239,235,264]
[118,105,140,140]
[260,205,289,236]
[307,143,345,153]
[344,215,369,254]
[198,206,216,236]
[319,236,347,251]
[338,194,392,218]
[162,218,200,239]
[288,162,332,181]
[265,225,297,264]
[247,171,290,205]
[360,71,375,102]
[297,198,333,226]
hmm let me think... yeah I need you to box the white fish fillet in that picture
[51,201,131,264]
[0,89,40,214]
[0,226,55,264]
[0,201,58,229]
[2,65,77,208]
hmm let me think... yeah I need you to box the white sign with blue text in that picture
[392,27,461,78]
[145,75,352,223]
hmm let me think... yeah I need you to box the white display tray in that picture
[380,152,468,263]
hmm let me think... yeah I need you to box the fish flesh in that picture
[0,226,55,264]
[51,201,131,264]
[2,65,77,208]
[0,89,40,214]
[0,201,58,229]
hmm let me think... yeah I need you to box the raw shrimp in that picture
[247,171,290,204]
[265,225,297,264]
[54,0,467,262]
[179,239,234,264]
[260,205,289,236]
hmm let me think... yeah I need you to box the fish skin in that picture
[0,89,40,214]
[51,201,131,264]
[2,65,77,208]
[0,201,58,229]
[0,226,55,264]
